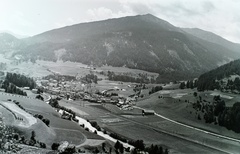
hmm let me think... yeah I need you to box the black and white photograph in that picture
[0,0,240,153]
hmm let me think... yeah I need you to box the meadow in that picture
[136,89,240,140]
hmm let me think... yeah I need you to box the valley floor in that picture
[57,98,239,154]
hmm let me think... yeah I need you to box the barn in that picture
[142,109,155,116]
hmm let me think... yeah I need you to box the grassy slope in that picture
[0,92,90,148]
[136,89,240,139]
[59,98,232,153]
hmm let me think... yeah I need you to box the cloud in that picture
[202,1,215,12]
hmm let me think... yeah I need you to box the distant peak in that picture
[143,13,155,16]
[0,30,28,39]
[0,32,15,37]
[0,32,18,41]
[138,13,158,18]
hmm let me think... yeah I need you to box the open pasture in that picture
[136,89,240,140]
[53,128,86,145]
[97,65,158,77]
[104,121,221,154]
[58,100,107,119]
[0,92,59,117]
[94,79,135,96]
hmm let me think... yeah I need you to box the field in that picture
[0,92,59,117]
[136,89,240,140]
[58,98,239,153]
[7,61,52,78]
[94,79,135,96]
[1,101,37,127]
[3,56,159,81]
[96,65,158,77]
[104,121,223,154]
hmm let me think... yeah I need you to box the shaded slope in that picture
[182,28,240,53]
[197,59,240,90]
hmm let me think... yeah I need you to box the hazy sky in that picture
[0,0,240,43]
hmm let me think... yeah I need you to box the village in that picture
[35,73,145,113]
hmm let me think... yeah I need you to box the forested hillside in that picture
[197,59,240,91]
[1,72,36,96]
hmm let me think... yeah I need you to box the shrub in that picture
[51,143,60,150]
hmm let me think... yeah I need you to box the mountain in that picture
[182,28,240,53]
[197,59,240,92]
[4,14,240,82]
[0,30,29,39]
[0,33,21,54]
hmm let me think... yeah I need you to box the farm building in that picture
[32,89,38,94]
[142,109,155,116]
[23,87,30,90]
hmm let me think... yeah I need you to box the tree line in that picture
[149,86,163,95]
[5,72,36,89]
[83,74,98,84]
[1,80,27,96]
[191,94,240,133]
[179,79,198,89]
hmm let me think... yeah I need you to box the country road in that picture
[134,106,240,143]
[132,106,240,154]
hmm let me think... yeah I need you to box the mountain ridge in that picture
[1,14,240,82]
[0,30,29,39]
[182,28,240,53]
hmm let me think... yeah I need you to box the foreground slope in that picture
[0,92,99,149]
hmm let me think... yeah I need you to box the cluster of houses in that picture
[35,76,145,112]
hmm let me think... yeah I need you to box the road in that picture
[132,106,240,154]
[134,106,240,143]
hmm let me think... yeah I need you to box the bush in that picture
[193,92,197,97]
[40,142,46,148]
[13,134,19,140]
[90,121,101,131]
[38,114,43,120]
[110,133,127,143]
[42,118,50,126]
[51,143,60,150]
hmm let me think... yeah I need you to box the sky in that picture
[0,0,240,43]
